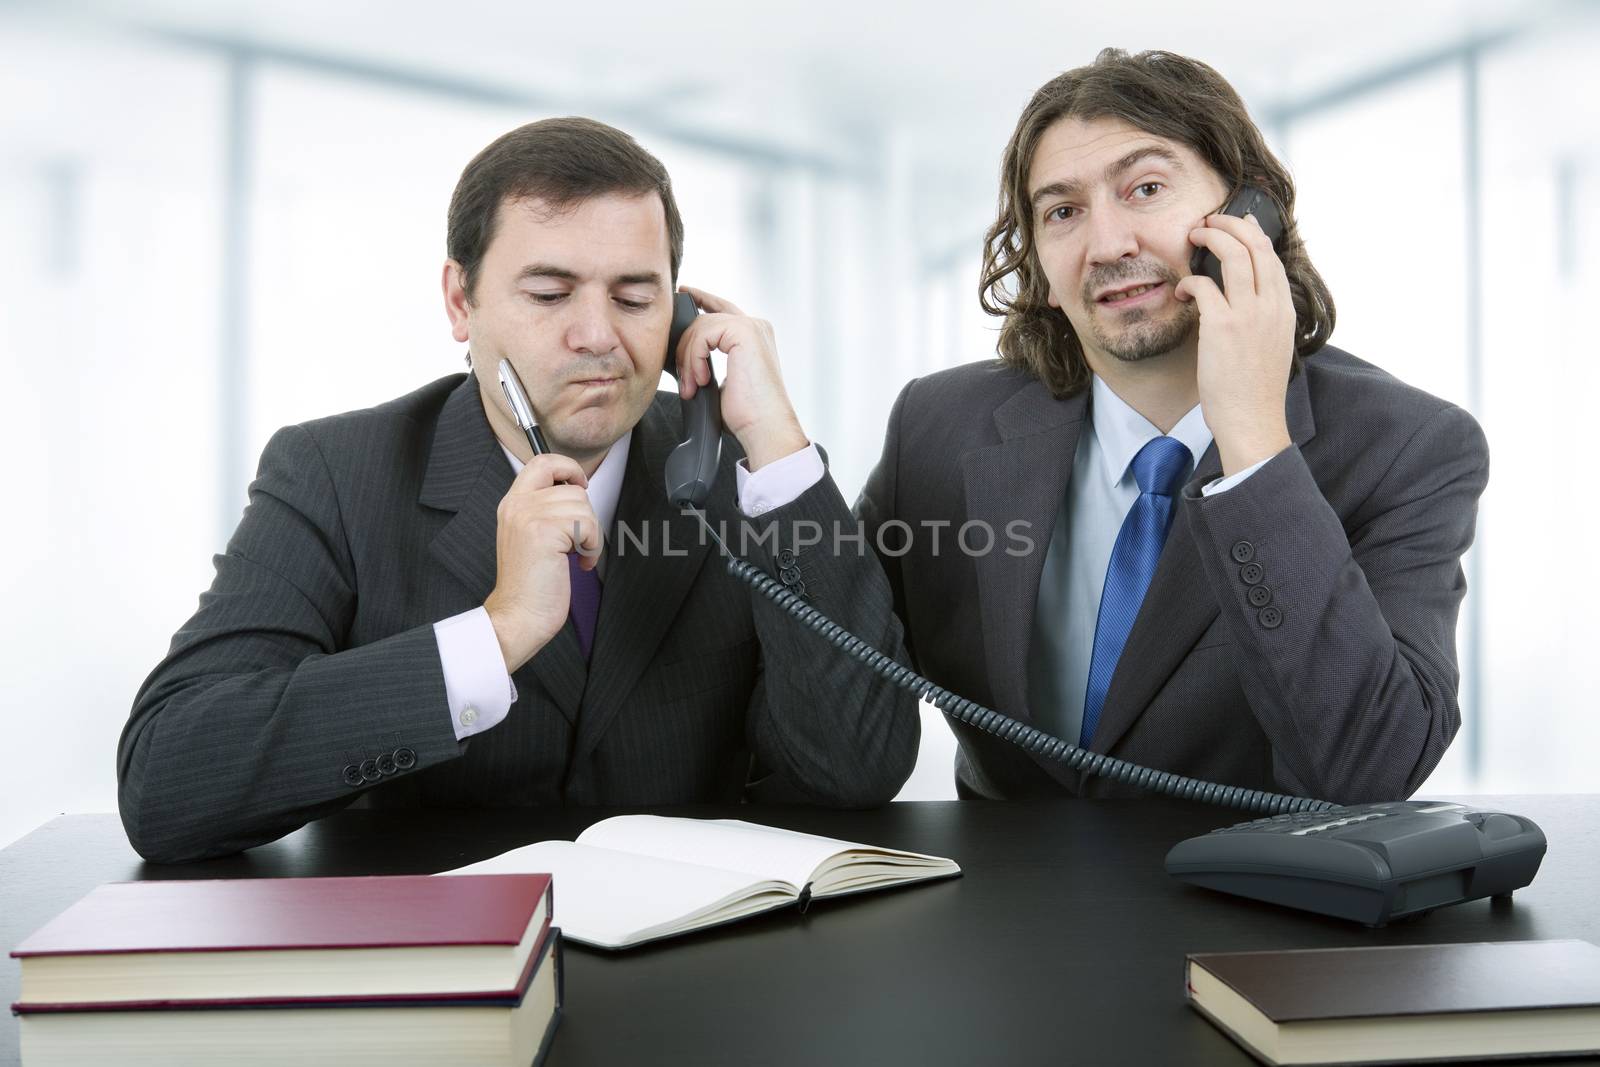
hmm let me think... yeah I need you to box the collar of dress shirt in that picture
[1089,373,1214,489]
[500,429,631,536]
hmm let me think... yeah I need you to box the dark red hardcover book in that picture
[12,875,551,955]
[11,874,552,1012]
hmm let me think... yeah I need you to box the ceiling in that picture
[3,0,1583,255]
[14,0,1560,152]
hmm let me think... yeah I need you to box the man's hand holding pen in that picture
[483,453,603,674]
[485,358,602,674]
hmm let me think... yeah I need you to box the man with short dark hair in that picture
[119,117,918,863]
[857,50,1485,803]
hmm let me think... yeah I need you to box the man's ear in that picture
[442,260,471,344]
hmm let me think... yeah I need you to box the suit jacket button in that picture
[1258,605,1283,629]
[790,579,807,597]
[778,549,796,566]
[394,747,417,770]
[1231,540,1255,564]
[342,764,364,788]
[359,758,382,783]
[780,565,802,583]
[376,752,397,776]
[1248,584,1273,608]
[1240,562,1263,584]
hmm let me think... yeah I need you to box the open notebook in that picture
[442,816,960,950]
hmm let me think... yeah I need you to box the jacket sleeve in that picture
[735,454,920,808]
[1182,404,1489,802]
[117,424,464,863]
[852,378,917,668]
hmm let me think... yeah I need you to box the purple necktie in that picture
[567,552,602,660]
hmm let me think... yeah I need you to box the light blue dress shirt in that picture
[1026,375,1266,747]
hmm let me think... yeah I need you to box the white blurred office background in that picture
[2,0,1596,848]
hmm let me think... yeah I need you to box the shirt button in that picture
[1231,541,1256,564]
[460,705,479,727]
[750,504,770,516]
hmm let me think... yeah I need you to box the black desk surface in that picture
[4,796,1597,1066]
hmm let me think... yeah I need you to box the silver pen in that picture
[498,358,601,566]
[497,359,551,457]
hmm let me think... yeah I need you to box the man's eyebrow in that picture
[516,264,578,283]
[1029,145,1187,208]
[515,265,664,287]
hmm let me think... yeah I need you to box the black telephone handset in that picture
[1188,184,1285,295]
[661,292,723,508]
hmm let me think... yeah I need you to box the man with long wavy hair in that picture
[857,49,1486,803]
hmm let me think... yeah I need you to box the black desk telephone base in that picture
[1164,801,1546,926]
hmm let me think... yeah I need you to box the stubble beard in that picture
[1079,258,1197,364]
[1089,294,1197,364]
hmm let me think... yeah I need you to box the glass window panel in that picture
[1473,23,1600,792]
[0,23,223,848]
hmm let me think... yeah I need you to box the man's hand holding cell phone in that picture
[483,454,603,674]
[1175,206,1297,478]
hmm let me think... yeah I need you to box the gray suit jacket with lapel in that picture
[856,345,1486,804]
[119,373,919,862]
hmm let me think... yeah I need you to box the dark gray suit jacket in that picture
[120,373,918,862]
[856,346,1486,804]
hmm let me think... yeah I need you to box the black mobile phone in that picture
[1188,185,1285,295]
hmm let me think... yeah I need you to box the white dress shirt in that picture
[1027,375,1268,746]
[433,435,826,740]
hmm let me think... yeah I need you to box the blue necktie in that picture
[1080,436,1192,747]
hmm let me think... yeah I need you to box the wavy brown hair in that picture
[980,48,1336,398]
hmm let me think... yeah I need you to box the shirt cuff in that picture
[735,442,826,517]
[433,607,517,741]
[1201,455,1273,497]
